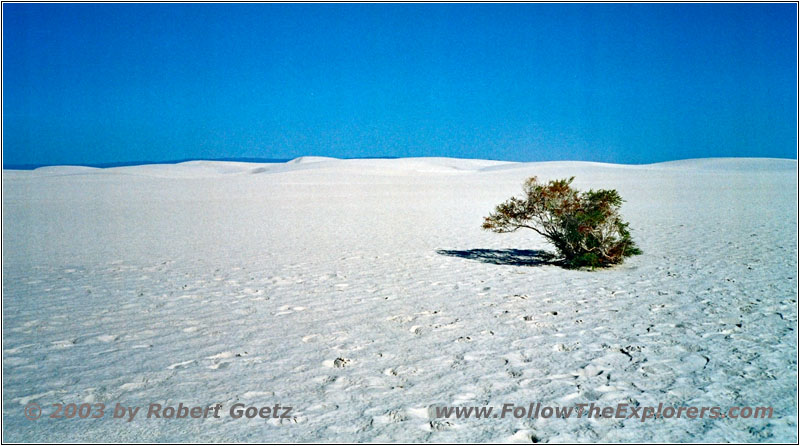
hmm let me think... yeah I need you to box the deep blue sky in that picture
[3,3,797,166]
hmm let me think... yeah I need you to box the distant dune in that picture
[4,156,796,178]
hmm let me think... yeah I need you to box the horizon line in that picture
[3,155,798,171]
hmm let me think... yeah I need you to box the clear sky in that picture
[3,3,797,166]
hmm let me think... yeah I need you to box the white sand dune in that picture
[2,157,797,442]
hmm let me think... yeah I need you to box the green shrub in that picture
[482,177,641,268]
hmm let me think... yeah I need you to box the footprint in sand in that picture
[322,357,352,368]
[505,429,541,443]
[311,375,337,385]
[119,381,146,391]
[372,409,409,425]
[553,343,579,352]
[302,334,320,343]
[332,342,368,352]
[205,351,247,369]
[268,411,307,425]
[506,368,524,378]
[274,305,308,316]
[423,420,455,432]
[387,315,415,323]
[242,390,274,399]
[167,360,195,370]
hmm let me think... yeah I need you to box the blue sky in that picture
[3,3,797,166]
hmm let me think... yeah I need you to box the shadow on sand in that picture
[436,249,560,267]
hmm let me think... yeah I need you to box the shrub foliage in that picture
[482,177,641,268]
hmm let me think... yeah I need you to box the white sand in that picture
[2,157,797,442]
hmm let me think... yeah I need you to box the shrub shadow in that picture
[436,249,560,267]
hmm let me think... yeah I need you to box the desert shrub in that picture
[482,177,641,268]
